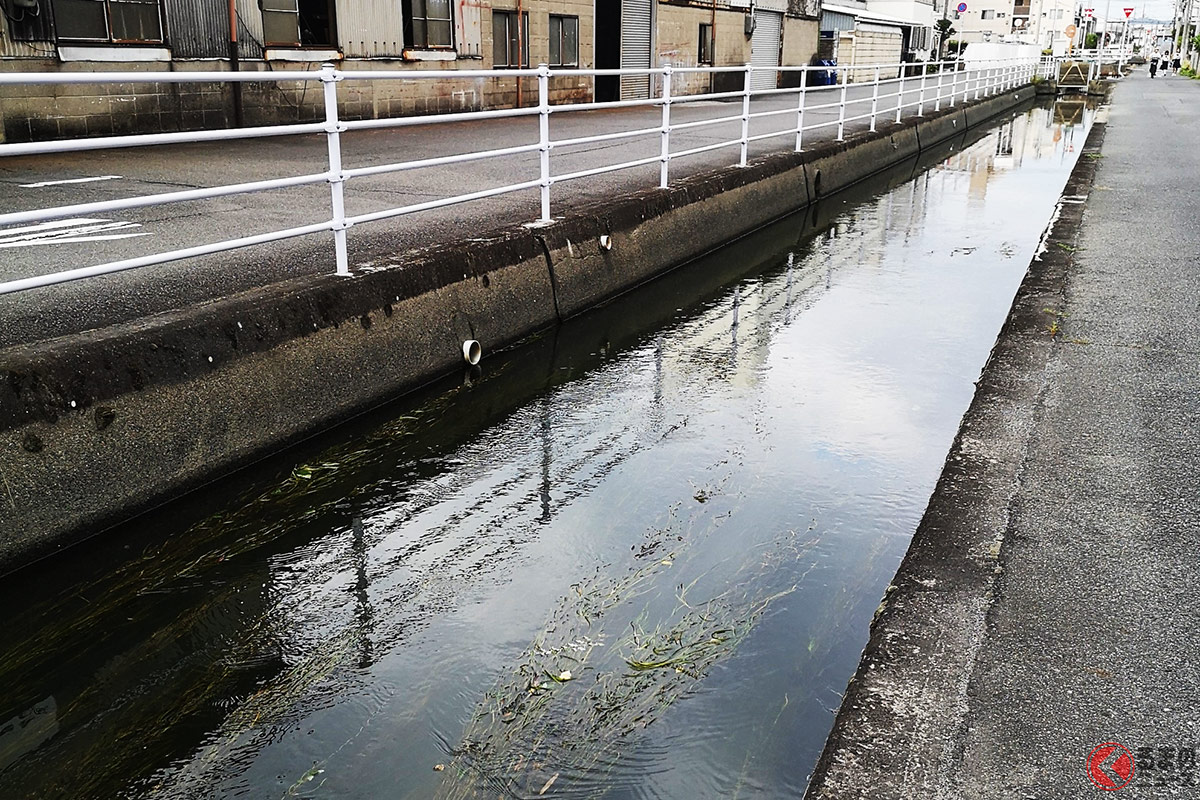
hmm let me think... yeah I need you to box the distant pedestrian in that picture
[1173,56,1181,73]
[1150,57,1158,77]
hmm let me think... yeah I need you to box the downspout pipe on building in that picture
[229,0,244,127]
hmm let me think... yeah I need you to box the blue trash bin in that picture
[808,58,837,86]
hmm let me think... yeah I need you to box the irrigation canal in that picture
[0,98,1094,800]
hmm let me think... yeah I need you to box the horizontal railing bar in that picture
[668,113,745,132]
[340,68,541,80]
[746,129,794,144]
[546,96,666,113]
[803,101,845,112]
[342,142,542,180]
[0,121,327,157]
[666,89,748,103]
[0,70,317,85]
[551,155,662,184]
[341,106,541,131]
[749,106,802,122]
[346,179,543,226]
[749,86,813,98]
[0,171,332,227]
[0,221,333,295]
[662,65,760,74]
[562,67,683,77]
[804,119,843,131]
[552,125,663,148]
[668,139,741,160]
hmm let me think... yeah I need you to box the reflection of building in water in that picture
[929,104,1092,204]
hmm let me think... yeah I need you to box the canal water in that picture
[0,99,1094,800]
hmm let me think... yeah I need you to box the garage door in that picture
[750,10,783,90]
[620,0,652,99]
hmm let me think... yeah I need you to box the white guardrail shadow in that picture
[0,57,1041,295]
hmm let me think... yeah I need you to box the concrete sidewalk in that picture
[806,69,1200,797]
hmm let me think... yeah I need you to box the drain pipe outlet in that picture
[462,339,482,365]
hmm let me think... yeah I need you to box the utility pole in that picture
[1170,0,1182,59]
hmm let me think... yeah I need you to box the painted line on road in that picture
[0,218,147,247]
[20,175,124,188]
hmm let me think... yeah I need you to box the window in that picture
[404,0,454,49]
[549,14,579,66]
[698,23,713,65]
[981,9,995,18]
[492,10,528,68]
[53,0,162,42]
[262,0,336,46]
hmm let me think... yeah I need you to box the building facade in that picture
[0,0,819,142]
[947,0,1076,50]
[819,0,935,79]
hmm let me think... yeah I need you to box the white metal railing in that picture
[0,57,1039,295]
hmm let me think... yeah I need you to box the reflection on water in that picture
[0,100,1094,800]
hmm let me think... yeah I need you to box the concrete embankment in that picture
[0,87,1034,575]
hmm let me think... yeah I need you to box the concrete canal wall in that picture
[0,87,1035,575]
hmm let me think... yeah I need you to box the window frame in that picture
[548,14,579,67]
[261,0,338,47]
[492,9,529,69]
[404,0,455,50]
[52,0,164,44]
[698,22,713,65]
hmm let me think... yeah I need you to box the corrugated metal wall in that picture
[164,0,229,58]
[336,0,405,57]
[234,0,266,58]
[0,0,55,56]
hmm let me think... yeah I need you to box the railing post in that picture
[918,68,926,116]
[320,62,349,277]
[795,67,808,151]
[974,64,982,100]
[870,65,880,131]
[740,62,752,167]
[949,61,956,107]
[934,62,943,112]
[837,65,848,140]
[538,63,551,222]
[659,64,672,188]
[896,65,904,123]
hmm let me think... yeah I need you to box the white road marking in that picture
[19,175,124,188]
[0,218,147,248]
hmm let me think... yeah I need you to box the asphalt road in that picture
[0,74,996,348]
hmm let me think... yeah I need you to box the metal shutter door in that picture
[620,0,652,99]
[750,11,783,90]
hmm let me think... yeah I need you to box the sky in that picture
[1120,0,1180,22]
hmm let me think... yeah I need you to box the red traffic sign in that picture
[1124,6,1133,16]
[1084,7,1093,17]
